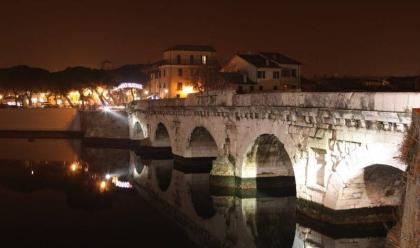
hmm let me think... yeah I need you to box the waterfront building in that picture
[222,52,301,92]
[145,45,219,98]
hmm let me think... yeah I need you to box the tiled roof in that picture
[164,45,216,52]
[237,54,281,68]
[237,52,300,68]
[259,52,301,65]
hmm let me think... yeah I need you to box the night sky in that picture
[1,0,419,77]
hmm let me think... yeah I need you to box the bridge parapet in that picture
[130,92,419,134]
[133,91,420,112]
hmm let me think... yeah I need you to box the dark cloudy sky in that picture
[1,0,419,77]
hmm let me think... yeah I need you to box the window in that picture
[158,71,161,78]
[176,94,180,98]
[163,69,166,77]
[292,69,297,78]
[257,70,266,79]
[282,69,291,77]
[201,55,207,65]
[178,68,183,76]
[176,55,181,64]
[259,86,263,91]
[273,71,280,79]
[238,86,243,93]
[177,82,183,91]
[190,55,194,64]
[273,86,278,90]
[250,86,254,91]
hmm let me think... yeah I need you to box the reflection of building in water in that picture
[0,138,81,162]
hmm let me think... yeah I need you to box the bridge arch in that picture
[128,113,148,140]
[187,126,219,158]
[153,123,171,147]
[324,162,405,210]
[240,133,296,193]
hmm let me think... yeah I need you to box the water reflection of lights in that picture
[99,180,108,192]
[70,162,80,172]
[114,179,132,189]
[108,175,132,189]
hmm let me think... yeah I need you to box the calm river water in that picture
[0,138,388,247]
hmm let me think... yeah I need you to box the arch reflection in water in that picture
[130,151,144,175]
[131,155,389,247]
[190,173,216,219]
[229,196,296,247]
[151,159,174,192]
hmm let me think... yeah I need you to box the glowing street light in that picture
[97,87,104,94]
[102,106,111,113]
[105,174,111,180]
[144,90,149,95]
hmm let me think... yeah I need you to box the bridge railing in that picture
[233,92,420,112]
[133,91,420,113]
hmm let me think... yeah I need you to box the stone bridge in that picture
[127,91,420,211]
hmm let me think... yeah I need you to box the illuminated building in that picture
[146,45,218,98]
[222,52,301,92]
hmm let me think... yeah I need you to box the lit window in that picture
[201,55,207,65]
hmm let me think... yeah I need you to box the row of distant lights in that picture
[28,160,131,191]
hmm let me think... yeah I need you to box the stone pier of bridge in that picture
[127,91,420,212]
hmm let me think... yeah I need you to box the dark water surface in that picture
[0,138,387,247]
